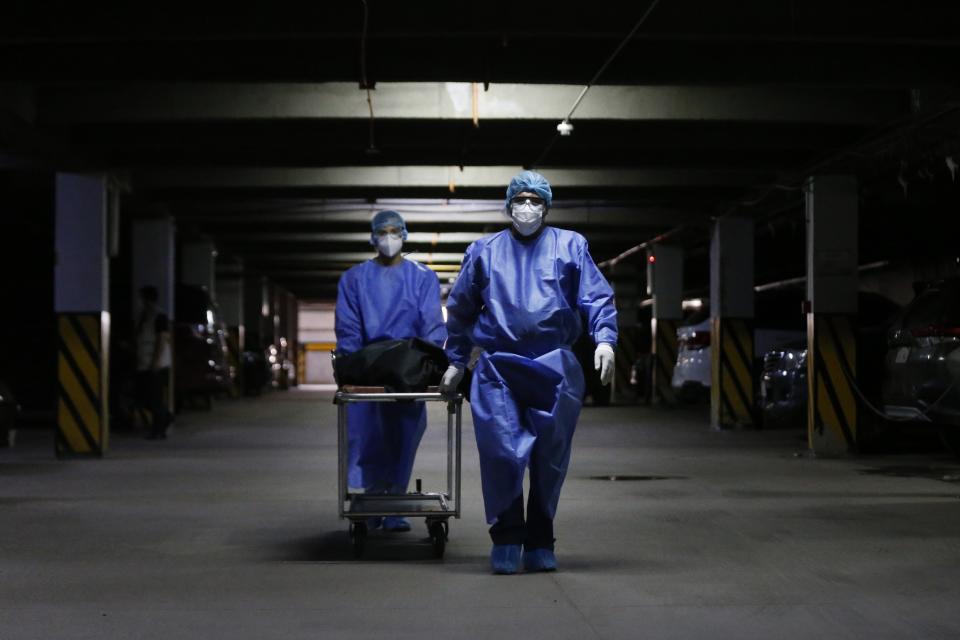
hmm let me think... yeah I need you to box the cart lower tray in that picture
[347,493,451,517]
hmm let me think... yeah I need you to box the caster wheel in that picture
[428,520,448,558]
[350,521,368,558]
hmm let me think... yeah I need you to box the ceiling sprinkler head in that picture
[556,120,574,136]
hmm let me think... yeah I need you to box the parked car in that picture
[759,292,901,432]
[882,279,960,455]
[174,284,233,409]
[759,339,807,428]
[671,289,807,403]
[268,337,296,390]
[0,379,19,447]
[672,314,711,402]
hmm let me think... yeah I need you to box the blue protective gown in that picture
[445,226,617,523]
[335,258,447,493]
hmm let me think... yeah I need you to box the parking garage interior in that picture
[2,3,960,638]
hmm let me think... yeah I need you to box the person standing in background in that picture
[135,285,173,440]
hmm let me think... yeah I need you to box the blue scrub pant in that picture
[470,348,584,547]
[347,402,427,494]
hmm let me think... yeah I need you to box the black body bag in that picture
[334,338,449,392]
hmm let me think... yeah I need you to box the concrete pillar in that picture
[132,216,176,419]
[271,285,292,389]
[216,260,245,350]
[132,217,175,317]
[710,217,755,429]
[610,277,640,404]
[269,282,282,348]
[54,173,110,457]
[648,245,684,404]
[217,276,244,344]
[243,276,270,351]
[181,240,217,298]
[286,291,300,387]
[216,262,245,394]
[805,175,859,456]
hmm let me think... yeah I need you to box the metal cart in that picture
[334,385,463,558]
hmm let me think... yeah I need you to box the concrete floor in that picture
[2,389,960,639]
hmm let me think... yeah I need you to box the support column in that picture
[286,290,300,387]
[710,217,755,429]
[610,275,640,404]
[217,261,245,394]
[132,216,176,421]
[180,239,217,298]
[273,285,289,389]
[243,276,269,352]
[266,280,280,349]
[55,173,110,457]
[132,217,175,315]
[805,175,858,456]
[649,245,684,404]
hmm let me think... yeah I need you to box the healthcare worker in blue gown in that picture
[439,171,617,574]
[335,210,447,532]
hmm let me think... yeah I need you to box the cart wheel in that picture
[428,521,447,558]
[350,521,367,558]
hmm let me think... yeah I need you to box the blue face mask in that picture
[510,202,544,236]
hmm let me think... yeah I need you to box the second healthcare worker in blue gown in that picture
[335,210,447,532]
[440,171,618,574]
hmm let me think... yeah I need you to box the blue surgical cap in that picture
[370,209,408,244]
[505,170,553,210]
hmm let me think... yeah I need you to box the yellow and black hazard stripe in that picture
[807,314,857,455]
[653,318,678,404]
[57,313,108,457]
[710,317,754,428]
[304,342,337,352]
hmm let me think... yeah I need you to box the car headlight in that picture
[782,349,807,371]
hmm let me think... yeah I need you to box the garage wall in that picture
[299,303,336,384]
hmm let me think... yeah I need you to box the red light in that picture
[648,254,656,264]
[911,325,960,338]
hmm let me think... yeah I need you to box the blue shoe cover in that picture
[490,544,522,574]
[523,548,557,572]
[383,516,411,532]
[366,517,383,530]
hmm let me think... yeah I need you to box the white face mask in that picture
[376,234,403,258]
[510,202,544,236]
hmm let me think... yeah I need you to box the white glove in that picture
[594,343,615,386]
[439,364,464,396]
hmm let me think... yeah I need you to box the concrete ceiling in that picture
[3,1,960,300]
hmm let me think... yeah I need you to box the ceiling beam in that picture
[243,251,465,264]
[234,264,465,280]
[137,166,766,190]
[217,232,485,244]
[40,83,905,126]
[211,229,668,245]
[174,204,702,225]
